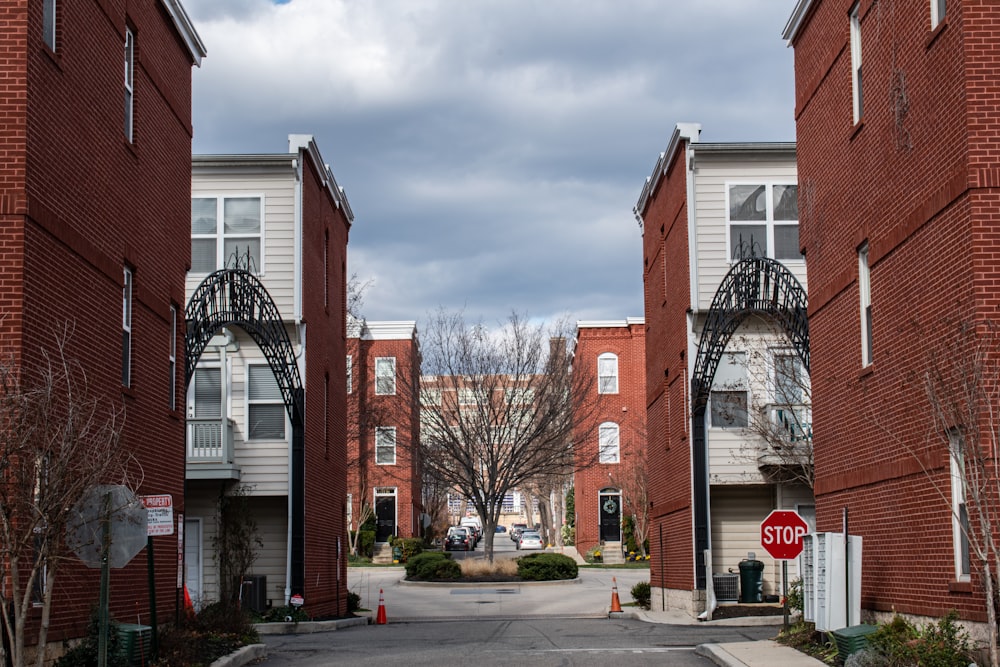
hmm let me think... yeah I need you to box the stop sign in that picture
[760,510,809,560]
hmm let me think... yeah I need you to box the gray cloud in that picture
[184,0,798,326]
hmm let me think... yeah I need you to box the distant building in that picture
[0,0,204,648]
[347,319,423,549]
[572,319,647,562]
[635,126,811,615]
[784,0,990,623]
[185,134,353,617]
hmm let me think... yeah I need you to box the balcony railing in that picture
[766,404,812,443]
[186,418,239,480]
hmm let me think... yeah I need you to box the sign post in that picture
[140,494,173,661]
[760,510,809,630]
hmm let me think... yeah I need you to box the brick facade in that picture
[572,320,647,558]
[347,321,422,543]
[0,0,204,644]
[785,0,990,620]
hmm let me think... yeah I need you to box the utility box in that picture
[713,573,739,602]
[241,574,267,613]
[117,623,152,667]
[802,532,862,632]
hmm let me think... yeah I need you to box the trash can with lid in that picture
[738,558,764,603]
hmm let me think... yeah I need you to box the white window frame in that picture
[931,0,946,30]
[122,267,133,387]
[949,431,971,581]
[43,0,56,51]
[598,422,620,464]
[859,243,872,367]
[771,350,804,406]
[169,306,177,411]
[124,26,134,142]
[375,357,396,396]
[190,195,265,274]
[597,353,619,394]
[346,493,353,530]
[346,355,352,394]
[850,3,863,123]
[726,182,801,262]
[375,426,397,465]
[246,363,286,441]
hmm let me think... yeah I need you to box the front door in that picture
[184,518,203,611]
[375,488,397,543]
[599,490,621,542]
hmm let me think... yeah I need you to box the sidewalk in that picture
[628,609,826,667]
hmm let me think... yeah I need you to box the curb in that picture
[209,643,266,667]
[254,616,369,635]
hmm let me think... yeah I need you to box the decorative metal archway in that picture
[689,255,809,589]
[185,264,306,598]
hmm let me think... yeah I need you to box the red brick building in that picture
[784,0,992,622]
[0,0,204,647]
[347,319,422,551]
[572,319,647,561]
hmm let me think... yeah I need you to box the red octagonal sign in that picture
[760,510,809,560]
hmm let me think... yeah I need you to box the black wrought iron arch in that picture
[184,267,306,598]
[689,256,809,589]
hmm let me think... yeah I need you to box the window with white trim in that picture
[597,353,619,394]
[711,352,748,428]
[122,267,132,387]
[931,0,946,28]
[346,355,352,394]
[859,243,872,366]
[376,426,396,465]
[949,430,971,580]
[169,306,177,410]
[124,26,134,141]
[598,422,620,464]
[247,364,285,440]
[346,493,353,529]
[43,0,56,50]
[850,3,863,123]
[727,183,800,261]
[191,366,221,419]
[773,352,803,405]
[375,357,396,395]
[191,196,263,273]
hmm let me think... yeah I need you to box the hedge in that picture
[516,552,578,581]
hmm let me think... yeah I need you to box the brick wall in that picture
[790,0,994,619]
[0,0,199,641]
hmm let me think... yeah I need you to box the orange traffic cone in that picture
[375,588,387,625]
[183,585,196,619]
[609,576,623,614]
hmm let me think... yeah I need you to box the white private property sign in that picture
[140,494,174,536]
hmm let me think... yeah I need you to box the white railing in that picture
[187,417,234,463]
[766,404,812,443]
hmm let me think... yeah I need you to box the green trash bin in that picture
[738,558,764,603]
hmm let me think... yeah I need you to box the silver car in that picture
[516,530,544,550]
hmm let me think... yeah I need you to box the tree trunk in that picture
[984,563,999,667]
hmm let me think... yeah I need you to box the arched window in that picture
[598,422,620,464]
[597,353,619,394]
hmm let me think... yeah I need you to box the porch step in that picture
[372,542,394,564]
[601,542,624,565]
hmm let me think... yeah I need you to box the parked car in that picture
[495,524,507,533]
[461,519,482,546]
[444,526,472,552]
[510,523,528,541]
[516,530,543,550]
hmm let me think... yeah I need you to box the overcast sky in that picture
[182,0,798,329]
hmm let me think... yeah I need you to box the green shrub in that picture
[347,591,362,614]
[405,551,460,580]
[398,537,424,562]
[355,530,375,558]
[785,577,803,613]
[863,611,972,667]
[560,524,575,546]
[631,581,651,610]
[259,604,309,623]
[516,553,578,581]
[54,611,127,667]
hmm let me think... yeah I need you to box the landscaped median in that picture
[403,551,580,583]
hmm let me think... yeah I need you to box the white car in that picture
[516,530,544,550]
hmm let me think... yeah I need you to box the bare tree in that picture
[871,318,1000,667]
[612,451,650,557]
[414,309,598,562]
[0,331,131,667]
[717,323,814,489]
